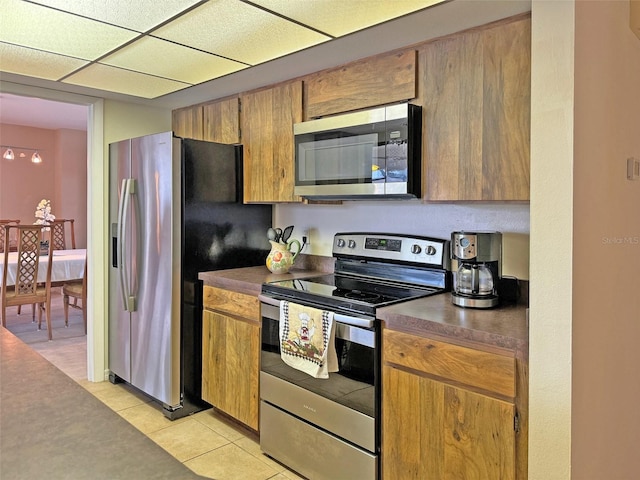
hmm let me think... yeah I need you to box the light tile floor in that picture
[5,294,305,480]
[78,378,304,480]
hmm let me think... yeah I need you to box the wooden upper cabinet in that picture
[173,98,240,143]
[173,14,530,203]
[172,104,204,140]
[421,15,531,201]
[203,97,240,144]
[240,81,303,203]
[304,50,417,119]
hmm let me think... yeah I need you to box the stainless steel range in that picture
[259,232,450,480]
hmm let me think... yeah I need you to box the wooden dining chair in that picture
[0,219,20,253]
[51,219,76,250]
[2,220,25,315]
[62,259,87,334]
[1,225,54,340]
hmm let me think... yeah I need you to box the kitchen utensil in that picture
[274,228,283,243]
[267,228,277,241]
[281,225,294,243]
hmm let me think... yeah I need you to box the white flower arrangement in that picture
[34,199,56,230]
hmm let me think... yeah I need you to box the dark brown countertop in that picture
[199,265,327,297]
[378,293,528,356]
[200,263,529,357]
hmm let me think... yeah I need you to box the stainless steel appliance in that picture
[259,232,450,480]
[293,103,422,200]
[451,231,502,309]
[108,131,271,420]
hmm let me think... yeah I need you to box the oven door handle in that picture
[259,294,375,329]
[333,313,375,329]
[258,294,282,308]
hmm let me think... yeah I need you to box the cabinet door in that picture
[172,105,204,140]
[443,384,515,480]
[202,309,260,430]
[203,97,240,144]
[382,365,516,480]
[304,50,416,119]
[240,81,302,203]
[382,364,444,479]
[421,15,530,201]
[202,310,226,409]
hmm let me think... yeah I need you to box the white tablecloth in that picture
[1,248,86,286]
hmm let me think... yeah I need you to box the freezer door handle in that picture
[118,178,138,311]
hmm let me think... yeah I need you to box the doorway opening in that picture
[0,86,104,382]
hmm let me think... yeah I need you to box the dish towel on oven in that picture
[279,300,338,379]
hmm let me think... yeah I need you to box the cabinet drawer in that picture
[383,329,515,398]
[203,285,260,320]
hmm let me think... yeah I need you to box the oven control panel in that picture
[333,232,450,268]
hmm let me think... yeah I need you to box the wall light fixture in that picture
[1,145,44,164]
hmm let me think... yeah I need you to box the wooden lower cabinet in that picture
[202,286,260,430]
[382,329,520,480]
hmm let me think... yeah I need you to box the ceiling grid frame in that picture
[0,0,445,99]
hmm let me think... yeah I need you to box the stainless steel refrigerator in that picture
[108,131,271,419]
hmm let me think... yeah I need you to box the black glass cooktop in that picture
[262,273,442,316]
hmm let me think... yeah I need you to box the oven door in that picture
[259,297,379,479]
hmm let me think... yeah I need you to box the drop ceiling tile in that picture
[152,0,330,66]
[101,36,247,84]
[63,63,190,99]
[0,43,88,80]
[253,0,445,37]
[28,0,204,33]
[0,0,138,60]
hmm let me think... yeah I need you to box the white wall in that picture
[276,201,530,279]
[529,2,640,478]
[529,1,575,477]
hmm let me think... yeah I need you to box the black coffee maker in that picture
[451,231,502,309]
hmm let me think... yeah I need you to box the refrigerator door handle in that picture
[118,178,137,312]
[117,179,128,310]
[131,177,142,313]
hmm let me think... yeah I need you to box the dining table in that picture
[0,248,86,286]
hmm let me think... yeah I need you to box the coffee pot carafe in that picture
[451,231,502,309]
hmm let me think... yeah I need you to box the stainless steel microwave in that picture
[293,103,422,200]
